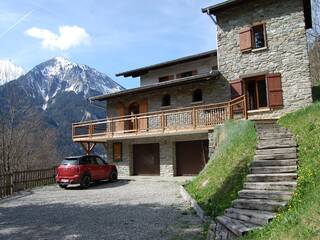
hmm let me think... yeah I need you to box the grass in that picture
[185,120,256,218]
[241,102,320,240]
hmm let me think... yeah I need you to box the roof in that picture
[202,0,312,26]
[90,71,219,101]
[201,0,243,15]
[116,50,217,78]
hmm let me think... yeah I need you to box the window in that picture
[192,89,202,102]
[245,76,268,110]
[95,157,105,165]
[176,70,198,79]
[239,23,266,52]
[159,75,174,82]
[113,143,122,162]
[162,94,171,107]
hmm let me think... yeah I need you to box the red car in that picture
[56,155,117,189]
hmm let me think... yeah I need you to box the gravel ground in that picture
[0,177,204,240]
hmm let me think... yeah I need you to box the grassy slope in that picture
[242,103,320,240]
[185,120,256,218]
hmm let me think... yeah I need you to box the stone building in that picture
[72,0,313,177]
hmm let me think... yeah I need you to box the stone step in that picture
[216,216,259,237]
[258,138,296,146]
[232,198,287,212]
[252,159,297,167]
[255,147,297,156]
[254,153,297,161]
[258,133,293,140]
[247,173,297,182]
[244,181,297,191]
[238,189,293,201]
[224,208,276,225]
[250,166,297,174]
[257,142,297,150]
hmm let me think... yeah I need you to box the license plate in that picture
[61,179,69,183]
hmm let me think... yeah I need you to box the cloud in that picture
[25,25,90,50]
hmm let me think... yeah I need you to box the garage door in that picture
[133,143,160,175]
[176,140,209,176]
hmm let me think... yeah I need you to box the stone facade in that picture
[104,133,209,177]
[106,77,230,118]
[216,0,313,119]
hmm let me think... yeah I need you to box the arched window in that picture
[192,89,202,102]
[162,94,171,107]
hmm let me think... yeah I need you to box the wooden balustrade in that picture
[72,95,247,141]
[0,167,57,199]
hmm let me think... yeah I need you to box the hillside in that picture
[242,103,320,240]
[0,57,124,156]
[185,120,256,218]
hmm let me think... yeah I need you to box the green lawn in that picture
[185,120,256,218]
[241,103,320,240]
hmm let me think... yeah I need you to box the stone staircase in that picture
[208,121,298,240]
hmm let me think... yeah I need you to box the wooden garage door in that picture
[176,140,209,176]
[133,143,160,175]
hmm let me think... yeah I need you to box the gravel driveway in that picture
[0,177,204,240]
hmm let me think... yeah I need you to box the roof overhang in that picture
[201,0,243,15]
[116,50,217,78]
[90,71,220,101]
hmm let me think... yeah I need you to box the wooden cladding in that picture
[116,102,125,131]
[239,27,252,52]
[230,79,243,99]
[139,99,148,130]
[113,142,122,162]
[266,73,283,108]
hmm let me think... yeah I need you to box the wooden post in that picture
[192,108,196,129]
[161,112,165,132]
[244,95,248,119]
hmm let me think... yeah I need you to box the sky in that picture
[0,0,220,89]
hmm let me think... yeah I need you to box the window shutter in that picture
[230,79,243,99]
[113,143,122,162]
[267,73,283,108]
[192,70,198,76]
[139,99,148,130]
[239,27,252,52]
[168,75,174,80]
[115,102,125,132]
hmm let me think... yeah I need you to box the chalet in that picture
[72,0,313,177]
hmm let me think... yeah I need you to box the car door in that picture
[97,157,111,179]
[89,156,100,180]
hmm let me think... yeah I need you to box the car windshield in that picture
[61,158,79,165]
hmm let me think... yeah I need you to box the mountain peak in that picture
[0,59,25,85]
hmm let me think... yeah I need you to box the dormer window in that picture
[176,70,198,79]
[240,23,267,52]
[162,94,171,107]
[192,89,202,102]
[159,75,174,83]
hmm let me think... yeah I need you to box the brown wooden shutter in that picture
[230,79,243,99]
[239,27,252,52]
[267,73,283,108]
[168,75,174,80]
[115,102,125,132]
[113,143,122,162]
[192,70,198,76]
[139,99,148,130]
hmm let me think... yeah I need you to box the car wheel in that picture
[59,184,68,189]
[80,175,91,189]
[109,170,118,182]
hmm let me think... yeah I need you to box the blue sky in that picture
[0,0,220,89]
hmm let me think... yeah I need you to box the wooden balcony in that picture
[72,95,247,142]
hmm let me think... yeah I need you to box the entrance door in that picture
[176,140,208,176]
[245,76,268,110]
[133,143,160,175]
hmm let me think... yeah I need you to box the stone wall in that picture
[140,56,217,86]
[106,77,230,118]
[216,0,313,119]
[104,133,209,177]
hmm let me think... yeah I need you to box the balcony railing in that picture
[72,95,247,142]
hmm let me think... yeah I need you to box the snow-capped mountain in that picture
[0,57,124,155]
[0,59,24,85]
[20,56,124,110]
